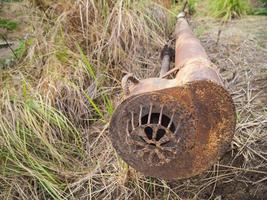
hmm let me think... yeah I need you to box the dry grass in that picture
[0,0,266,199]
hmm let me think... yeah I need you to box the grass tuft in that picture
[209,0,251,21]
[0,18,18,31]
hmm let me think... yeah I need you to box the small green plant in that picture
[0,18,18,31]
[0,39,27,69]
[209,0,251,21]
[14,40,26,59]
[188,0,199,14]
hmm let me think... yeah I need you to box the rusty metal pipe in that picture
[109,14,236,180]
[159,44,175,78]
[160,53,171,77]
[174,17,222,85]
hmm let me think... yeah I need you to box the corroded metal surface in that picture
[110,81,235,180]
[123,92,195,167]
[109,15,236,180]
[174,17,223,86]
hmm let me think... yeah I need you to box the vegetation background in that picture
[0,0,266,199]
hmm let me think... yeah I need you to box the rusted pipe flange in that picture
[109,80,235,180]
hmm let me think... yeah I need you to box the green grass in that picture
[188,0,199,14]
[209,0,251,21]
[77,44,113,121]
[14,40,27,58]
[252,7,267,16]
[0,94,87,199]
[0,18,18,31]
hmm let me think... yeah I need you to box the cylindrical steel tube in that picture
[174,18,222,85]
[109,14,236,180]
[159,45,175,78]
[160,54,171,77]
